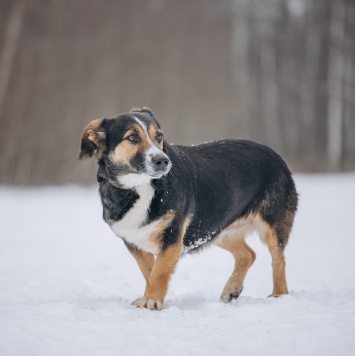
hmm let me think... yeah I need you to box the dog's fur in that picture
[79,107,298,310]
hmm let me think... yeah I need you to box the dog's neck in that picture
[108,179,127,190]
[97,172,128,190]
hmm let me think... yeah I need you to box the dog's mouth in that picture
[114,162,171,189]
[147,171,169,179]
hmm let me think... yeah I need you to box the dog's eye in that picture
[128,134,139,143]
[156,133,163,143]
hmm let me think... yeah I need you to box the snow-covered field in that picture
[1,174,355,356]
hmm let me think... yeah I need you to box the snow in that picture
[1,174,355,356]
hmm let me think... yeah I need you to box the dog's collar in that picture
[97,173,128,190]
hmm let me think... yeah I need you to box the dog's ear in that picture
[79,118,106,160]
[130,106,154,116]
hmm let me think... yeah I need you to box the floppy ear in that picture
[79,118,106,160]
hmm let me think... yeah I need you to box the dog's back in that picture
[164,140,298,254]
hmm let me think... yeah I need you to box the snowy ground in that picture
[1,174,355,356]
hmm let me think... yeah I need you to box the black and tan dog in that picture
[79,107,298,310]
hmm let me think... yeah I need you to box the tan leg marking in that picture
[126,247,155,296]
[264,225,289,297]
[132,218,189,311]
[217,237,256,302]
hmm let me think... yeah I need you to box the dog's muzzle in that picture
[150,153,171,176]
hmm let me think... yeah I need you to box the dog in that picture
[79,107,298,310]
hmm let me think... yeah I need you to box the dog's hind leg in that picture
[264,224,289,297]
[216,237,256,302]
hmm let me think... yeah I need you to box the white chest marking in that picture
[110,183,160,254]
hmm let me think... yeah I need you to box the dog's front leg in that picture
[130,217,189,310]
[132,242,183,310]
[124,242,155,297]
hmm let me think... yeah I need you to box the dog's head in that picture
[79,107,171,188]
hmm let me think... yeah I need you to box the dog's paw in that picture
[268,292,288,298]
[220,286,243,303]
[131,297,163,311]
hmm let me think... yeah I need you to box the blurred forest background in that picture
[0,0,354,185]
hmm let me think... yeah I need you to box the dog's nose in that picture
[151,154,170,170]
